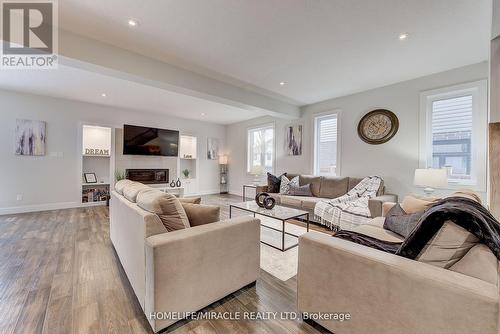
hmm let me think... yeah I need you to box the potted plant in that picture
[115,169,126,181]
[182,169,190,179]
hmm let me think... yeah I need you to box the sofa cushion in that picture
[280,175,299,194]
[347,177,363,191]
[136,189,190,232]
[384,204,423,238]
[449,244,498,284]
[401,195,437,214]
[280,195,303,208]
[296,175,321,197]
[115,179,134,195]
[122,182,150,202]
[181,203,220,227]
[416,221,479,268]
[352,223,405,243]
[289,184,313,197]
[446,190,482,204]
[267,172,286,193]
[319,177,349,199]
[298,197,328,210]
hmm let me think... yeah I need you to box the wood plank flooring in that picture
[0,194,330,334]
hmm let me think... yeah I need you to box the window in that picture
[314,113,339,176]
[247,124,274,174]
[420,80,487,188]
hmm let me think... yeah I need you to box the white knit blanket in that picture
[314,176,382,230]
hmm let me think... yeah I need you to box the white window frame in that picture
[312,110,341,176]
[419,80,488,191]
[246,123,276,174]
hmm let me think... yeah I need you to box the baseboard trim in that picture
[0,201,101,215]
[0,189,229,215]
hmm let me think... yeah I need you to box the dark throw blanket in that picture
[334,197,500,261]
[334,230,401,253]
[396,197,500,260]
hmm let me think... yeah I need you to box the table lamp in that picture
[414,168,448,196]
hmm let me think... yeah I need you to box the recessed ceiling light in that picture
[101,93,107,97]
[201,113,206,116]
[279,81,286,86]
[128,19,138,27]
[399,32,409,40]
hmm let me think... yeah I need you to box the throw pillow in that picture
[383,204,423,238]
[401,195,437,214]
[136,188,190,232]
[279,175,299,194]
[181,203,220,226]
[288,184,313,197]
[449,244,498,284]
[416,221,479,268]
[267,172,286,193]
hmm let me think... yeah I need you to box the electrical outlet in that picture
[16,194,23,201]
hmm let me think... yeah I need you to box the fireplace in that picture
[126,169,168,184]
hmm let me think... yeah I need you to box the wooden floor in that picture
[0,194,330,334]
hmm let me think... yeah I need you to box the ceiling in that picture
[58,0,492,105]
[0,64,268,124]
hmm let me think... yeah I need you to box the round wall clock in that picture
[357,109,399,145]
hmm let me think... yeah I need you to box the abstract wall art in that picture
[15,119,46,156]
[207,137,219,160]
[286,124,302,156]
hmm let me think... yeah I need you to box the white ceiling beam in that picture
[58,29,300,119]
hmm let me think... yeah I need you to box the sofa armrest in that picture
[144,216,260,332]
[368,194,398,217]
[256,184,269,193]
[297,233,499,334]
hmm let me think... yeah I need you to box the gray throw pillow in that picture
[288,184,313,197]
[384,204,423,238]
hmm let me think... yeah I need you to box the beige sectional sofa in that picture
[110,181,260,332]
[297,195,500,334]
[257,174,397,219]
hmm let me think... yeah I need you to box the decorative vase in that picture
[255,192,276,210]
[176,178,181,187]
[170,180,176,187]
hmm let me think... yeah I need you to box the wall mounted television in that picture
[123,124,179,156]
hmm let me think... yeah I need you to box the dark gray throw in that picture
[334,197,500,261]
[397,197,500,260]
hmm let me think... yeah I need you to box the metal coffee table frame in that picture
[229,203,309,252]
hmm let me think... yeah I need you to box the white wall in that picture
[226,62,489,200]
[0,89,225,214]
[493,0,500,39]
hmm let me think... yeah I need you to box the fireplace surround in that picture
[126,169,169,184]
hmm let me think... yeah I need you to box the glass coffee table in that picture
[229,201,309,252]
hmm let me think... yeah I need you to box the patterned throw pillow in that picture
[383,204,423,238]
[267,172,286,193]
[288,184,313,197]
[280,175,299,194]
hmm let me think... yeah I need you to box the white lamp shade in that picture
[414,168,448,188]
[219,155,228,164]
